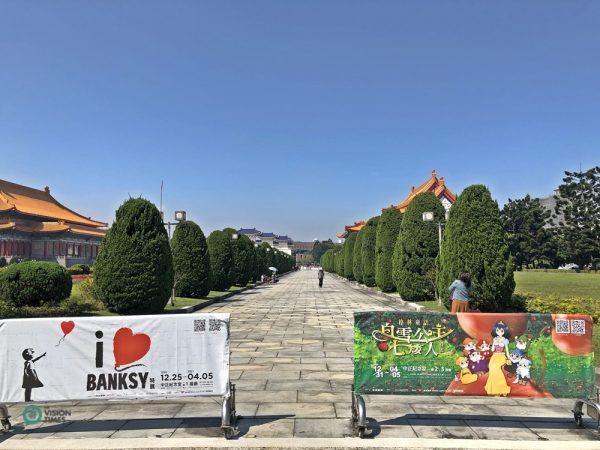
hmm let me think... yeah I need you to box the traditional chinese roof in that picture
[238,227,261,235]
[0,219,107,237]
[276,235,291,242]
[0,179,107,227]
[391,170,456,213]
[260,232,276,238]
[339,170,456,237]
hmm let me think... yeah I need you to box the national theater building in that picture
[337,170,456,239]
[0,179,107,266]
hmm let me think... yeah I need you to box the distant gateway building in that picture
[237,228,294,255]
[337,170,456,239]
[0,179,107,266]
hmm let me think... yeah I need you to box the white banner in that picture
[0,313,230,403]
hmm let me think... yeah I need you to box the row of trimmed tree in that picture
[95,198,295,315]
[321,185,515,312]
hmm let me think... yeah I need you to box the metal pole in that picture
[437,222,443,305]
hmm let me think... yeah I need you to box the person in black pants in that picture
[318,269,324,288]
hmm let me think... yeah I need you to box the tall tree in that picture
[207,230,233,290]
[375,207,403,292]
[361,216,379,287]
[312,240,334,263]
[231,234,255,286]
[392,192,445,301]
[436,185,515,311]
[554,166,600,268]
[171,220,211,298]
[95,198,173,314]
[352,230,365,284]
[343,232,357,280]
[501,195,556,269]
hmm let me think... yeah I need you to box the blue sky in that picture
[1,1,599,241]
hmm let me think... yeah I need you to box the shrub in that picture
[335,244,345,276]
[171,220,212,298]
[343,232,357,280]
[0,257,7,268]
[375,208,403,292]
[522,292,600,322]
[353,230,364,283]
[207,230,233,290]
[436,185,515,311]
[94,198,174,315]
[0,261,72,307]
[78,277,101,305]
[68,264,91,275]
[0,295,97,319]
[393,192,446,301]
[230,234,256,286]
[361,216,379,287]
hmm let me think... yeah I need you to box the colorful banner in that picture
[0,313,230,403]
[354,312,594,398]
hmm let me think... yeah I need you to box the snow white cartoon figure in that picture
[22,348,46,402]
[484,321,511,396]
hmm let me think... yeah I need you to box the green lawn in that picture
[515,271,600,300]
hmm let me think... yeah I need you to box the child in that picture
[22,348,46,402]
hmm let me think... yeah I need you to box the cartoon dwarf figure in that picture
[478,339,493,372]
[456,356,478,384]
[516,358,531,385]
[463,338,478,357]
[468,351,487,375]
[505,349,523,380]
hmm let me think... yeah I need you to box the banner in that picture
[354,312,594,398]
[0,313,230,403]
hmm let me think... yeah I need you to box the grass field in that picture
[515,271,600,300]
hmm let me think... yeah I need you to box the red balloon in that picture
[60,321,75,336]
[113,327,151,367]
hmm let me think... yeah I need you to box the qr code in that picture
[194,319,206,332]
[209,319,222,332]
[555,319,570,334]
[571,319,586,335]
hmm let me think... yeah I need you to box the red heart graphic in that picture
[113,327,151,367]
[60,321,75,336]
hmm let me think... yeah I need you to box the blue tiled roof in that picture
[238,228,261,235]
[260,232,276,238]
[276,235,291,241]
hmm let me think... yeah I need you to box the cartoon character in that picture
[506,349,523,381]
[468,351,487,375]
[484,321,512,396]
[456,356,478,384]
[22,348,47,402]
[478,339,493,372]
[463,338,478,356]
[515,336,528,354]
[516,358,531,385]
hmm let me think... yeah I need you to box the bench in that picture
[0,313,238,439]
[351,311,598,437]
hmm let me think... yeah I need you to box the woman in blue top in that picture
[449,272,472,313]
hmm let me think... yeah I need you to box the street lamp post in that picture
[423,211,445,304]
[162,210,186,306]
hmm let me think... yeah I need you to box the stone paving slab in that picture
[1,271,598,445]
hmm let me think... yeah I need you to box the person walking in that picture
[318,268,324,288]
[449,272,472,313]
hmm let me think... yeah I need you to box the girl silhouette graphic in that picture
[22,348,46,402]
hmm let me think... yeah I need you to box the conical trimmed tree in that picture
[95,198,173,314]
[207,230,233,291]
[335,244,345,276]
[230,233,255,286]
[436,184,515,311]
[171,220,211,298]
[361,216,379,287]
[352,230,364,283]
[375,207,403,292]
[392,192,445,301]
[343,232,357,280]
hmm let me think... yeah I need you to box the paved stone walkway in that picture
[1,270,598,445]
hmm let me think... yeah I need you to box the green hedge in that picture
[343,232,357,280]
[171,220,212,298]
[375,208,403,292]
[207,230,233,290]
[94,198,174,315]
[353,230,364,284]
[0,261,72,307]
[361,216,379,287]
[68,264,91,275]
[522,292,600,322]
